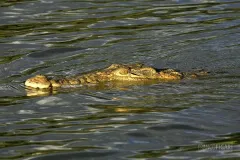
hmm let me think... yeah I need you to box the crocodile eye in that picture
[114,68,129,75]
[119,68,129,75]
[140,68,157,75]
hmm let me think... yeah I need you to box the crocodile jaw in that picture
[25,75,51,89]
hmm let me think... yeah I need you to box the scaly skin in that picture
[25,63,208,90]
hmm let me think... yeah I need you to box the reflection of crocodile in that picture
[25,63,208,90]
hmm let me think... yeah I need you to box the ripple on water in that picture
[0,0,240,159]
[36,97,70,106]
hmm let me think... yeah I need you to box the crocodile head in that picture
[106,63,183,81]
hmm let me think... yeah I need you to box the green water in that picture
[0,0,239,159]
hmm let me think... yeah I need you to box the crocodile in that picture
[25,63,208,90]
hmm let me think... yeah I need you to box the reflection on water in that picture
[0,0,240,159]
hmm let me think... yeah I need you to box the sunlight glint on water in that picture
[0,0,239,159]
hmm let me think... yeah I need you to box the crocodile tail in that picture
[183,69,209,79]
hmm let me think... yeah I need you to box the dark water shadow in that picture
[27,47,85,58]
[129,132,239,159]
[29,151,118,160]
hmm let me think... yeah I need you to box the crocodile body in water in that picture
[25,63,208,91]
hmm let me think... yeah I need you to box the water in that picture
[0,0,240,159]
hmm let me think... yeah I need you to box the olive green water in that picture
[0,0,240,159]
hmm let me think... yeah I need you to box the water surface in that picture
[0,0,240,159]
